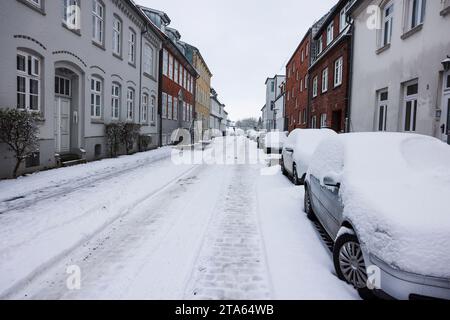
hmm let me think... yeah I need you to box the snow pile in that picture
[264,131,288,149]
[308,133,450,278]
[285,129,337,176]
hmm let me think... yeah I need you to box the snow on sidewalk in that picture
[257,166,359,300]
[0,147,172,213]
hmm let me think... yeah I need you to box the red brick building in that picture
[285,30,312,133]
[309,0,353,133]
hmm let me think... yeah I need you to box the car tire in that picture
[333,233,376,300]
[293,165,301,186]
[304,185,316,221]
[281,157,288,176]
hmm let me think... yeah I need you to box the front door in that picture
[332,110,342,133]
[446,97,450,145]
[54,97,71,153]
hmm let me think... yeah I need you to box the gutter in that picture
[139,25,149,125]
[346,17,355,133]
[158,47,164,147]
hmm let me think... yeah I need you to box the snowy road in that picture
[0,137,358,300]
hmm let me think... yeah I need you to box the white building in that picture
[274,80,286,131]
[263,75,286,130]
[349,0,450,144]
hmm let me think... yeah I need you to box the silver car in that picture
[304,133,450,300]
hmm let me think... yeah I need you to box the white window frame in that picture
[90,76,102,118]
[142,93,148,123]
[318,36,323,54]
[128,29,136,64]
[111,83,121,120]
[27,0,42,8]
[407,0,426,30]
[322,68,328,93]
[320,113,327,128]
[92,0,104,45]
[334,57,343,87]
[327,22,334,45]
[381,2,394,47]
[174,60,179,84]
[163,49,168,76]
[404,82,418,132]
[127,88,135,121]
[311,115,317,129]
[63,0,80,30]
[312,76,318,97]
[173,97,178,120]
[167,95,173,120]
[162,92,167,119]
[168,54,173,80]
[17,51,41,112]
[377,89,388,131]
[150,95,156,122]
[143,43,154,76]
[112,16,122,56]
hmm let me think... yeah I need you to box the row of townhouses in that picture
[0,0,229,178]
[264,0,450,146]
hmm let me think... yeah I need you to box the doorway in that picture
[54,73,73,153]
[331,110,342,133]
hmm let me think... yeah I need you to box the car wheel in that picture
[333,233,376,300]
[281,157,287,176]
[304,185,316,221]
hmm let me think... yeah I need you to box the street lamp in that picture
[442,55,450,71]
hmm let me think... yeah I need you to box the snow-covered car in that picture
[304,132,450,300]
[247,130,257,140]
[281,129,336,185]
[260,131,288,154]
[255,130,267,146]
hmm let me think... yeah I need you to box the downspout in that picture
[139,25,149,125]
[158,45,164,147]
[307,32,313,129]
[346,19,355,133]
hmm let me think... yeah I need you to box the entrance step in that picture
[59,153,87,167]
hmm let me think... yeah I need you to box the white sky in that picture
[136,0,337,121]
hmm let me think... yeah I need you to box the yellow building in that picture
[184,44,212,139]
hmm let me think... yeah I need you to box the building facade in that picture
[0,0,162,178]
[309,0,354,133]
[285,30,312,132]
[184,44,213,140]
[210,88,226,136]
[140,8,198,146]
[274,80,287,131]
[349,0,450,144]
[264,75,286,130]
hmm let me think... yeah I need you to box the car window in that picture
[308,137,344,183]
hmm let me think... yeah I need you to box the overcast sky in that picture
[136,0,337,121]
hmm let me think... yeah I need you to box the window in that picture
[128,29,136,64]
[377,90,388,131]
[327,22,334,45]
[162,92,167,118]
[182,101,186,121]
[55,76,71,97]
[334,57,343,87]
[168,54,173,80]
[446,73,450,90]
[111,83,120,119]
[318,36,323,54]
[320,113,327,128]
[303,109,307,124]
[311,115,317,129]
[322,68,328,93]
[271,81,275,92]
[27,0,41,7]
[63,0,80,30]
[408,0,426,30]
[92,0,104,44]
[127,88,135,121]
[339,1,353,32]
[112,17,122,56]
[167,95,173,120]
[300,79,303,92]
[150,95,156,122]
[142,93,148,123]
[17,52,40,111]
[312,76,318,97]
[163,49,168,76]
[143,44,154,75]
[301,50,304,62]
[404,82,418,132]
[382,2,394,47]
[305,75,308,89]
[90,77,102,118]
[173,97,178,120]
[174,60,179,84]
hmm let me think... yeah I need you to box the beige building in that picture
[184,44,213,139]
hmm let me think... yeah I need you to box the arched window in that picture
[17,51,41,111]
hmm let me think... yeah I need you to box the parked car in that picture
[247,129,257,140]
[304,132,450,300]
[260,131,288,154]
[281,129,336,185]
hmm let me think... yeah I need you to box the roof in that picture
[182,42,213,77]
[138,6,171,25]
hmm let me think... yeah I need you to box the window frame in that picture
[92,0,105,45]
[167,95,173,120]
[408,0,426,30]
[334,57,343,87]
[111,83,121,120]
[128,29,136,65]
[377,89,388,131]
[63,0,81,31]
[320,113,327,128]
[322,68,328,93]
[326,22,334,46]
[312,76,318,97]
[17,51,42,112]
[381,2,394,47]
[162,92,167,119]
[90,76,103,119]
[403,82,419,132]
[142,93,149,123]
[126,87,135,121]
[112,15,122,57]
[143,43,154,76]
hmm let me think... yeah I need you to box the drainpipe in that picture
[139,25,149,125]
[346,18,355,133]
[158,46,164,147]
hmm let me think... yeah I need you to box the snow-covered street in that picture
[0,137,358,300]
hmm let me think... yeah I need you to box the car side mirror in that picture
[323,176,341,188]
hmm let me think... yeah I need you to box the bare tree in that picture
[0,109,39,178]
